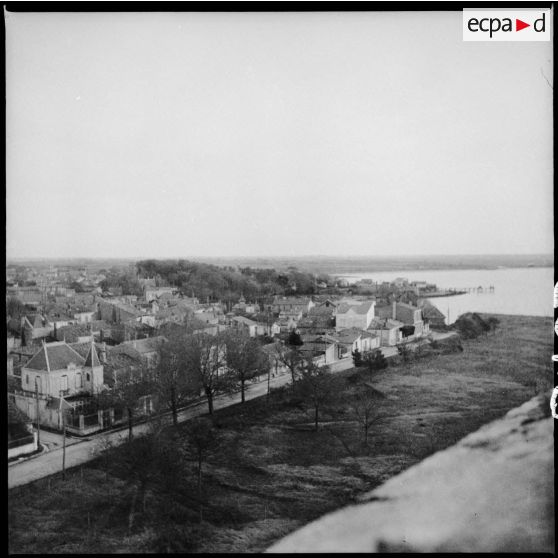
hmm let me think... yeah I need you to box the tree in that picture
[287,330,304,346]
[181,332,232,415]
[350,387,379,446]
[296,361,337,431]
[223,330,268,403]
[183,417,217,521]
[396,342,412,363]
[352,348,362,367]
[274,343,304,388]
[156,334,199,426]
[99,366,153,441]
[362,349,388,373]
[109,421,179,533]
[6,296,25,320]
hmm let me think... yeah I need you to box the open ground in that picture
[8,314,553,553]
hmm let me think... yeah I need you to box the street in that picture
[9,339,448,489]
[8,367,297,489]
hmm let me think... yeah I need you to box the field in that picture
[8,314,553,554]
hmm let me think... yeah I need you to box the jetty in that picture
[425,286,495,297]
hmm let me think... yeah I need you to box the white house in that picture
[368,318,404,346]
[20,340,104,398]
[335,300,376,332]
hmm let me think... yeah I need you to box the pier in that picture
[459,285,496,293]
[424,286,495,298]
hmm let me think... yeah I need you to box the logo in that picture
[463,9,551,41]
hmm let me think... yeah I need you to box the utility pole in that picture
[62,410,67,480]
[35,378,40,449]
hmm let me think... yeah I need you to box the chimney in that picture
[100,342,107,364]
[392,300,397,321]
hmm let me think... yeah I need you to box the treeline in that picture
[99,270,143,296]
[136,259,329,302]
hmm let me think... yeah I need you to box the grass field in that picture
[8,314,553,553]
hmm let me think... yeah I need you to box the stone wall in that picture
[267,394,554,553]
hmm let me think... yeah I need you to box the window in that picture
[86,373,90,381]
[26,374,29,386]
[75,373,82,389]
[61,375,69,392]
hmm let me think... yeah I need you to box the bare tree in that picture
[274,343,304,389]
[183,417,217,522]
[98,365,153,441]
[296,360,337,431]
[181,332,232,415]
[156,334,199,426]
[223,330,268,403]
[111,421,178,534]
[350,387,379,446]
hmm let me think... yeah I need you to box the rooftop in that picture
[25,342,86,372]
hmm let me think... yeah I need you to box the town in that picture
[7,259,453,454]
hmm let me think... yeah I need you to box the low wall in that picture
[8,432,38,460]
[267,394,554,553]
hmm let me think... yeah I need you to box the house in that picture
[97,300,142,324]
[306,304,336,329]
[73,309,96,324]
[250,314,282,336]
[332,328,380,356]
[298,335,338,366]
[20,340,104,398]
[368,318,404,346]
[419,302,446,328]
[144,285,175,303]
[375,301,429,339]
[271,296,315,315]
[21,314,54,346]
[335,300,376,332]
[232,294,259,315]
[54,323,96,344]
[116,336,167,370]
[393,277,409,288]
[277,315,298,333]
[231,316,259,337]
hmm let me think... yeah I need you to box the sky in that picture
[5,10,553,259]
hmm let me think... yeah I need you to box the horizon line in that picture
[6,253,554,262]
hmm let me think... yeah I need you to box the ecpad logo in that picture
[463,10,550,41]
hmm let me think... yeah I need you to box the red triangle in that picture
[516,19,530,31]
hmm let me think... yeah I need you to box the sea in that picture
[334,267,554,325]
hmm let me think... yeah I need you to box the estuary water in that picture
[336,267,554,324]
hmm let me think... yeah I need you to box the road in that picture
[8,367,300,489]
[10,338,450,489]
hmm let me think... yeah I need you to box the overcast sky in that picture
[5,10,553,259]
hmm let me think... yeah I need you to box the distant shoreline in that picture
[5,255,553,275]
[333,265,551,278]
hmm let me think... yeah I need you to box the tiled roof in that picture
[25,342,85,372]
[309,306,335,316]
[108,343,143,362]
[336,301,375,315]
[69,341,103,358]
